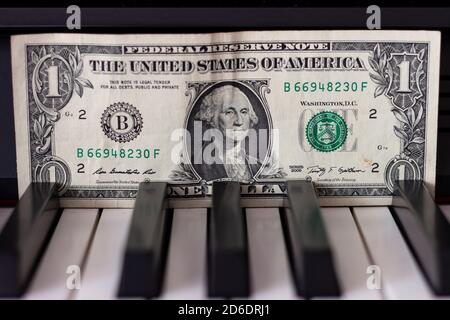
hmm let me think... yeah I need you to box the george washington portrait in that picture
[185,81,270,183]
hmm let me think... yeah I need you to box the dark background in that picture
[1,2,449,199]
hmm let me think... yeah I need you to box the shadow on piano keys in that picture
[1,179,450,300]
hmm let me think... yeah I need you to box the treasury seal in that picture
[101,102,143,143]
[306,111,347,152]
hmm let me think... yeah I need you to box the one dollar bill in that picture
[11,31,441,207]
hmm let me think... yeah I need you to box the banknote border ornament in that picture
[29,45,94,194]
[34,155,72,194]
[305,111,348,153]
[367,43,427,192]
[368,43,394,99]
[384,153,422,192]
[31,46,93,121]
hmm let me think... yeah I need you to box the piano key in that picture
[0,182,59,297]
[280,180,340,298]
[24,209,99,300]
[0,178,18,207]
[353,206,434,299]
[75,209,133,300]
[439,205,450,222]
[439,97,450,114]
[440,79,450,94]
[321,207,382,300]
[208,181,249,298]
[246,208,297,300]
[160,208,207,300]
[118,182,173,298]
[438,113,450,129]
[0,207,14,232]
[392,180,450,295]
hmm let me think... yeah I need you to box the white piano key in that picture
[353,207,433,300]
[246,208,297,300]
[160,209,207,299]
[0,207,13,232]
[321,207,382,300]
[24,209,99,300]
[75,209,133,300]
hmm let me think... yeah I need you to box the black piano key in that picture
[118,182,173,298]
[0,182,59,297]
[208,181,249,298]
[280,180,340,298]
[440,79,450,95]
[0,178,18,207]
[391,180,450,295]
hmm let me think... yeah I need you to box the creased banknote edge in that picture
[58,196,394,209]
[10,30,442,45]
[423,31,441,199]
[10,35,32,198]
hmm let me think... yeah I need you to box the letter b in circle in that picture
[101,102,143,143]
[116,114,130,132]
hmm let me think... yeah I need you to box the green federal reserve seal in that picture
[306,111,348,152]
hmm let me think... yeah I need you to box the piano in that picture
[2,179,450,300]
[1,5,450,300]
